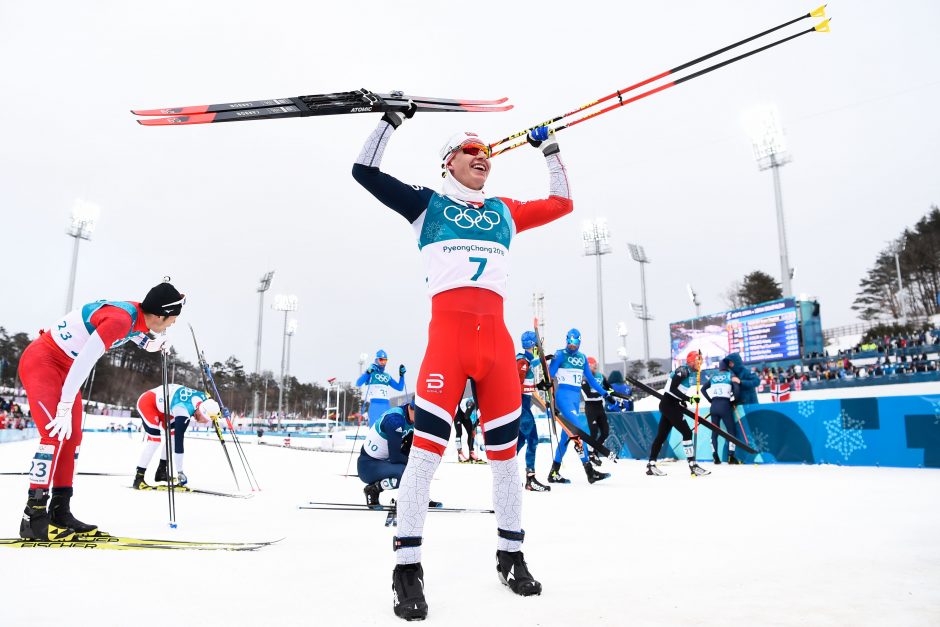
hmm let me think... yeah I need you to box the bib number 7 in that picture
[469,257,487,281]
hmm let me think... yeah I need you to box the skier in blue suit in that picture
[516,331,550,492]
[547,329,611,485]
[702,357,741,465]
[356,349,406,427]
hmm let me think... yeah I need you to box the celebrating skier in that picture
[517,331,550,491]
[356,349,407,427]
[646,351,711,477]
[132,383,221,489]
[352,103,572,619]
[547,330,611,485]
[18,281,185,540]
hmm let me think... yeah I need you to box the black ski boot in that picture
[525,470,550,492]
[646,462,666,476]
[392,563,428,621]
[132,467,151,490]
[496,550,542,596]
[49,488,98,535]
[547,461,570,484]
[427,500,443,509]
[20,489,51,540]
[154,458,169,483]
[364,481,382,509]
[589,452,602,467]
[690,462,711,477]
[712,452,722,465]
[584,461,610,484]
[728,454,742,465]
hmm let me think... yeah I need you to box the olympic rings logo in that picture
[374,373,390,384]
[443,205,501,231]
[568,356,585,367]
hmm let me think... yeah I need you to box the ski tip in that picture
[136,113,216,126]
[132,106,209,116]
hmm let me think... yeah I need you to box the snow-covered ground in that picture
[2,432,939,626]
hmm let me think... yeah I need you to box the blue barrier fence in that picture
[605,394,940,468]
[0,428,38,444]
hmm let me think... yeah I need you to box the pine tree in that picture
[736,271,783,306]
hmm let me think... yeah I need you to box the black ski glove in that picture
[400,431,414,456]
[382,101,417,129]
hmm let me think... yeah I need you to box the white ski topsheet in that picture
[1,431,938,626]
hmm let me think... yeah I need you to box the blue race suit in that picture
[356,364,406,427]
[516,351,540,470]
[357,404,414,486]
[550,349,607,464]
[702,368,739,460]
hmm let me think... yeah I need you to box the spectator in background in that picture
[726,353,760,405]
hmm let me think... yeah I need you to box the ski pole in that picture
[693,351,702,462]
[188,324,259,490]
[491,8,830,157]
[733,404,751,446]
[191,350,242,490]
[161,350,177,528]
[345,376,373,476]
[489,5,826,151]
[211,416,241,491]
[211,376,260,491]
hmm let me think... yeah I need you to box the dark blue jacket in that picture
[726,353,760,405]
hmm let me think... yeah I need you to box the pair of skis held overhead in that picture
[132,5,830,158]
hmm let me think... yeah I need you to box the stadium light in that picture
[253,270,275,421]
[687,284,701,317]
[617,322,628,374]
[273,294,298,423]
[358,352,368,375]
[65,199,101,313]
[531,292,545,338]
[744,104,793,297]
[284,319,298,415]
[583,218,612,370]
[628,243,652,362]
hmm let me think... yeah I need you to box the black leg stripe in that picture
[393,536,423,551]
[483,419,520,447]
[497,528,525,542]
[414,406,452,442]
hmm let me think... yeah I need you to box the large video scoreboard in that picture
[669,298,805,369]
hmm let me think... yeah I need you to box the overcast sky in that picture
[2,1,938,388]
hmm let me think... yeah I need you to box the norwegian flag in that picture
[770,380,791,403]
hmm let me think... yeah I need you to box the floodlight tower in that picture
[273,294,298,424]
[616,321,628,375]
[531,292,545,337]
[284,319,297,415]
[253,271,275,420]
[745,105,793,297]
[583,218,612,369]
[65,200,101,313]
[687,284,701,317]
[628,243,652,362]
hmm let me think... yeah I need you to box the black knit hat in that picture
[141,281,185,317]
